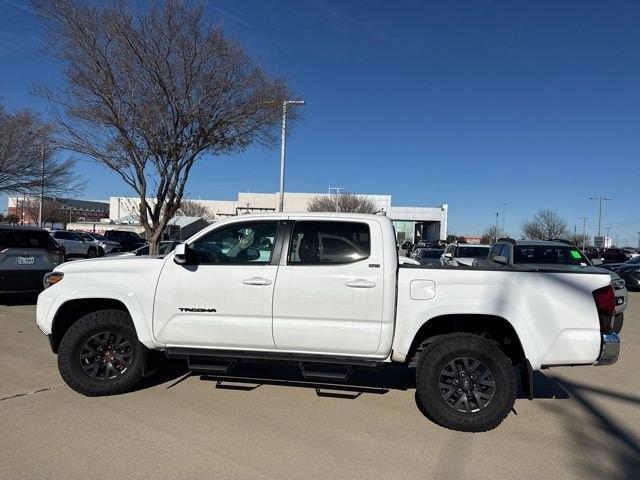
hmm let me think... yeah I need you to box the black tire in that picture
[416,334,516,432]
[58,309,144,396]
[86,248,97,258]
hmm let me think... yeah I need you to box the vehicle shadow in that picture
[0,293,39,306]
[149,361,569,401]
[539,375,640,479]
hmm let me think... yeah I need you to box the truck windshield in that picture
[514,246,589,265]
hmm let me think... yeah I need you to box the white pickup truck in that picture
[36,213,621,431]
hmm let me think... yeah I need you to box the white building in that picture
[109,192,448,242]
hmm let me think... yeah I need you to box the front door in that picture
[272,220,385,355]
[153,220,281,349]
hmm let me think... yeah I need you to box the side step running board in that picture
[299,362,353,382]
[166,347,383,368]
[188,358,236,374]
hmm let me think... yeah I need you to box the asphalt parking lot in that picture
[1,295,639,480]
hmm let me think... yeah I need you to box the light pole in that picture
[278,100,305,212]
[579,216,588,250]
[39,146,45,227]
[588,196,612,238]
[329,186,344,212]
[501,202,506,235]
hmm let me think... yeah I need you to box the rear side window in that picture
[0,230,57,249]
[288,221,370,265]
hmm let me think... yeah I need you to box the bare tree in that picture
[522,209,569,240]
[308,193,377,213]
[480,224,503,244]
[0,103,83,196]
[34,0,296,254]
[177,199,209,218]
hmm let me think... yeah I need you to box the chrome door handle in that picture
[345,279,376,288]
[242,277,272,286]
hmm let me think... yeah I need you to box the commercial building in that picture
[7,196,109,225]
[109,192,448,243]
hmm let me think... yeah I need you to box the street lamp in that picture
[588,196,612,238]
[278,100,305,212]
[39,146,45,227]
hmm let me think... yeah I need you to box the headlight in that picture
[43,271,64,289]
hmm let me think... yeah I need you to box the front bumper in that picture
[596,332,620,366]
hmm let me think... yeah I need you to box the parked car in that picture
[441,244,491,267]
[37,213,621,432]
[411,247,444,266]
[103,230,147,251]
[601,248,629,264]
[50,230,99,259]
[615,263,640,291]
[601,256,640,291]
[107,241,177,257]
[0,225,64,294]
[598,255,640,272]
[77,232,122,256]
[401,241,412,252]
[485,239,627,331]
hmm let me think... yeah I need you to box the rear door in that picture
[52,231,85,255]
[272,219,385,355]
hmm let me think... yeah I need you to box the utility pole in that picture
[588,196,612,238]
[39,146,45,227]
[579,216,588,251]
[495,211,500,242]
[278,100,305,212]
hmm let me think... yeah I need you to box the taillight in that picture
[47,245,65,256]
[593,285,615,332]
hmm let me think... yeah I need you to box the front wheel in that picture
[416,334,516,432]
[57,309,144,396]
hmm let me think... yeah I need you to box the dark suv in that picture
[0,225,65,294]
[103,230,147,252]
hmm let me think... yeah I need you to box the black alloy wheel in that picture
[438,356,496,413]
[79,331,134,380]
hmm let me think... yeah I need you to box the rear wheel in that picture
[415,334,516,432]
[86,248,97,258]
[57,309,143,396]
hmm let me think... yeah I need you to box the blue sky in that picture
[1,0,639,244]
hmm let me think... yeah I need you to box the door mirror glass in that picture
[174,243,189,265]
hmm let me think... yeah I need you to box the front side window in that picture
[191,221,278,265]
[288,221,370,265]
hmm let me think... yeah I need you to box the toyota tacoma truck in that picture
[36,213,621,432]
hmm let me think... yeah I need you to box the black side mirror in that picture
[174,243,197,265]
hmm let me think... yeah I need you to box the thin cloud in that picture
[0,0,35,15]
